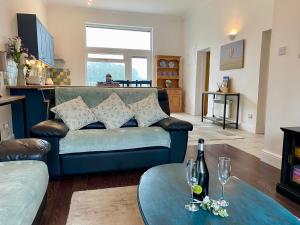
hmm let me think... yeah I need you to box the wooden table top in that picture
[0,96,25,106]
[6,85,69,90]
[203,91,240,95]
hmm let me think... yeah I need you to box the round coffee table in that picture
[137,164,299,225]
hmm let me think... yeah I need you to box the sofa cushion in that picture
[91,93,134,129]
[59,127,171,155]
[0,160,48,225]
[129,93,169,127]
[51,96,97,130]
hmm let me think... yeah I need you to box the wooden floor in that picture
[39,144,300,225]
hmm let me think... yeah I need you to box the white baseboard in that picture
[260,149,282,169]
[239,122,256,133]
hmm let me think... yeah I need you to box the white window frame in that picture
[85,24,153,85]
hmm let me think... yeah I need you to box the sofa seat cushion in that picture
[0,160,49,225]
[59,127,171,155]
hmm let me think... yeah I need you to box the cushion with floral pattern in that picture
[129,93,169,127]
[51,96,97,130]
[91,93,135,129]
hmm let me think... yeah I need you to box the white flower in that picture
[203,196,210,204]
[199,196,229,218]
[212,203,220,211]
[15,37,21,53]
[218,209,229,217]
[20,52,28,65]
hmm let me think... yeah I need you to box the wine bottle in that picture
[194,138,209,201]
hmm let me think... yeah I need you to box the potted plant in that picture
[7,37,34,85]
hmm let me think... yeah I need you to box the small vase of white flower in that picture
[7,37,34,86]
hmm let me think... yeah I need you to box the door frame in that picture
[194,48,211,115]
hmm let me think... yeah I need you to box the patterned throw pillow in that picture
[129,93,169,127]
[91,93,135,129]
[51,96,97,130]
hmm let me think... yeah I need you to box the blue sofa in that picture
[31,87,193,177]
[0,139,50,225]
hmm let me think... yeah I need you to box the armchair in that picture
[0,138,50,225]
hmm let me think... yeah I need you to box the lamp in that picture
[228,30,238,41]
[0,51,7,98]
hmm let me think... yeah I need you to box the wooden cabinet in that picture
[167,89,183,112]
[17,13,54,67]
[277,127,300,203]
[156,55,183,113]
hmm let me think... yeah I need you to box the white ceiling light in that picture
[87,0,93,6]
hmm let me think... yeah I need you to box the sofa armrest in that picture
[0,139,50,162]
[31,119,69,138]
[156,117,193,132]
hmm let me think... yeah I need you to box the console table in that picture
[201,92,240,129]
[0,96,27,138]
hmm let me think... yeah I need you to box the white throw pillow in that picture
[129,93,169,127]
[91,93,135,129]
[51,96,97,130]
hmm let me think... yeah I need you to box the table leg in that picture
[223,95,227,129]
[22,98,28,138]
[236,94,240,129]
[201,93,204,122]
[212,94,215,118]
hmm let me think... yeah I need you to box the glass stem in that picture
[221,184,224,200]
[191,185,194,203]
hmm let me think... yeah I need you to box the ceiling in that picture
[46,0,202,16]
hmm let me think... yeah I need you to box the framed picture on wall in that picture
[220,39,245,70]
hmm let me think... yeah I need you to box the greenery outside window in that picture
[86,25,153,86]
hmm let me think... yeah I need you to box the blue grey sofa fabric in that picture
[31,88,192,177]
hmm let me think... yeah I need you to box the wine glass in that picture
[217,157,231,207]
[185,159,199,212]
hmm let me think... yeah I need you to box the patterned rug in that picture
[188,125,243,145]
[66,186,143,225]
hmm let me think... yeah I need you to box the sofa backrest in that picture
[49,87,170,119]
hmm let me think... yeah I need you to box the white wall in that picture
[183,0,274,133]
[0,0,47,138]
[262,0,300,168]
[46,4,183,85]
[256,30,272,134]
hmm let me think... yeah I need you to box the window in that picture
[85,25,152,86]
[86,27,151,50]
[132,57,148,81]
[86,62,125,86]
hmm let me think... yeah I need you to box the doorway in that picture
[256,29,272,134]
[204,51,211,115]
[194,49,211,116]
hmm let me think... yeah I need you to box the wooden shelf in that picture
[157,67,179,70]
[156,55,182,112]
[157,76,179,80]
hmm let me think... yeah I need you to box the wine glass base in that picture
[217,199,229,207]
[185,203,199,212]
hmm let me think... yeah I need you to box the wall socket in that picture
[248,114,253,119]
[278,46,287,56]
[0,123,11,141]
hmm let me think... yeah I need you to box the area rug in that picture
[188,125,243,145]
[66,186,143,225]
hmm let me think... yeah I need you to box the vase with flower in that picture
[7,37,34,86]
